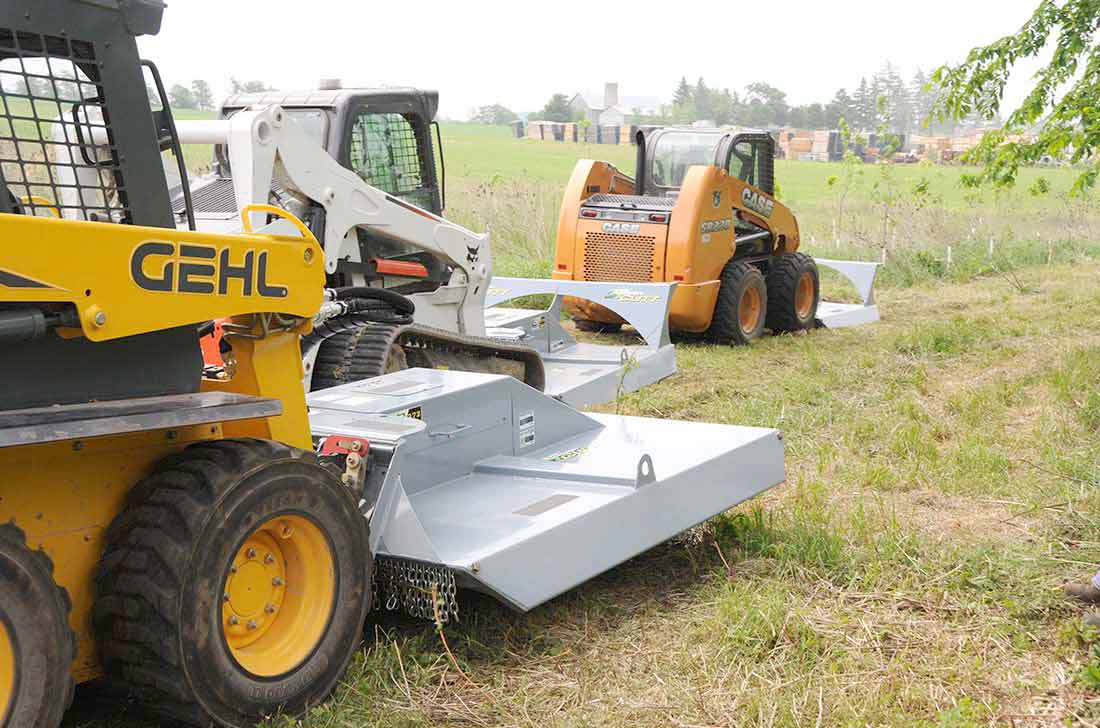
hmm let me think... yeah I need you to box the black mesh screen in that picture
[348,112,433,210]
[0,27,131,222]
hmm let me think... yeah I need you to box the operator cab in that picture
[635,127,775,198]
[183,84,448,290]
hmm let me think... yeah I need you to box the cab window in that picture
[347,111,434,211]
[729,141,760,187]
[649,132,722,190]
[727,137,773,194]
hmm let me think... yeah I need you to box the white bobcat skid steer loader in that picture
[168,92,676,407]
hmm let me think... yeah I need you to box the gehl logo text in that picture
[130,241,288,298]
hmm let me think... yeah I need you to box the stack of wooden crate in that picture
[810,130,832,162]
[777,128,815,160]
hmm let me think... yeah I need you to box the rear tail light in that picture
[648,213,668,223]
[673,274,684,281]
[580,209,598,218]
[557,263,567,270]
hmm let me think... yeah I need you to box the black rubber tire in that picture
[0,523,75,728]
[705,260,768,345]
[573,318,623,333]
[94,439,371,728]
[766,252,820,333]
[311,323,406,391]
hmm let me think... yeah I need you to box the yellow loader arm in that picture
[0,205,323,342]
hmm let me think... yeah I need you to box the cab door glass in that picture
[347,111,433,210]
[650,132,722,191]
[729,141,759,187]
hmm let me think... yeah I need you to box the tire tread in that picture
[766,252,818,332]
[93,438,310,726]
[0,521,77,727]
[706,259,766,344]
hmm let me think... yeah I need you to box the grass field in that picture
[439,125,1100,286]
[67,124,1100,727]
[269,264,1100,728]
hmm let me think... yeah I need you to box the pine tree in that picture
[826,88,855,128]
[694,78,713,121]
[673,77,693,106]
[873,62,912,134]
[853,77,873,129]
[909,69,936,132]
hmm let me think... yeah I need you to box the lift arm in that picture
[177,108,491,335]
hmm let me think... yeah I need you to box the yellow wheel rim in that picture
[795,271,815,319]
[739,285,762,335]
[222,515,336,677]
[0,617,15,723]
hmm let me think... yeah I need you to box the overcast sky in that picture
[138,0,1045,119]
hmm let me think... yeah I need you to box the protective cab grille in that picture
[583,232,656,282]
[0,28,130,221]
[348,111,433,211]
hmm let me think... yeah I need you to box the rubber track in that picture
[92,439,312,726]
[765,252,816,332]
[311,322,403,391]
[311,322,546,392]
[0,522,76,722]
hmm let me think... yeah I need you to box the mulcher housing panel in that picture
[309,368,786,611]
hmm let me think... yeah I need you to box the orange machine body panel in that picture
[554,159,800,333]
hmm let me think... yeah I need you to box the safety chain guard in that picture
[374,557,460,624]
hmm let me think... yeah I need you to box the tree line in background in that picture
[165,78,272,110]
[481,61,995,134]
[667,62,985,133]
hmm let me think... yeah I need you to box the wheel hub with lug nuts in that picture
[219,515,336,677]
[222,529,286,649]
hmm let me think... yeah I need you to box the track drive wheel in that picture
[766,252,819,332]
[706,260,768,345]
[573,318,623,333]
[0,523,75,728]
[94,439,371,727]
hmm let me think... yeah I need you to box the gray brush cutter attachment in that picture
[308,368,784,617]
[815,258,881,328]
[482,260,880,410]
[484,279,677,409]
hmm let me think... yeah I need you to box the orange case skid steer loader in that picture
[553,127,879,344]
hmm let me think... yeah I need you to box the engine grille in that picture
[582,231,656,282]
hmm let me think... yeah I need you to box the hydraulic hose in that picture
[301,288,416,353]
[328,286,415,316]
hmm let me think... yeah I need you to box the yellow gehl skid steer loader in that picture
[0,2,373,725]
